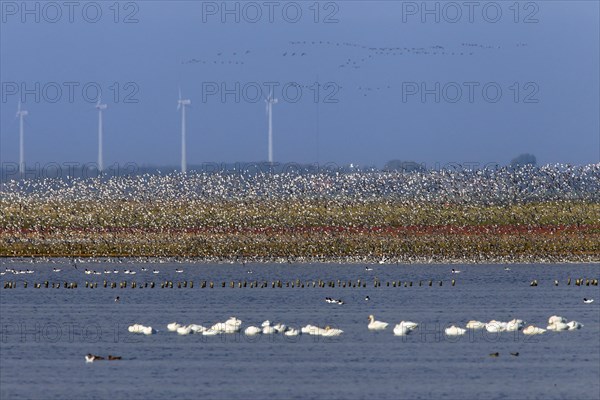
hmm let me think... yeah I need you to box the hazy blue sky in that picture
[1,1,599,168]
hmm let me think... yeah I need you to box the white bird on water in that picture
[583,298,594,304]
[445,325,466,336]
[523,325,546,335]
[244,326,262,335]
[466,320,485,330]
[167,322,181,332]
[393,321,418,336]
[368,315,388,330]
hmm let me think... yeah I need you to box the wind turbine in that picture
[16,101,28,176]
[95,98,107,172]
[265,91,278,163]
[177,88,191,174]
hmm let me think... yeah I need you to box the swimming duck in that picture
[85,354,104,362]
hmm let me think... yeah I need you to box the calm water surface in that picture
[1,261,599,400]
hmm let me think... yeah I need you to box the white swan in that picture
[583,298,594,304]
[211,322,227,333]
[301,324,316,334]
[189,324,206,333]
[224,317,242,333]
[177,325,192,335]
[466,320,485,330]
[273,323,287,333]
[167,322,181,332]
[548,315,566,325]
[368,315,388,330]
[261,320,271,328]
[284,328,300,336]
[320,327,343,336]
[393,321,418,336]
[226,317,242,327]
[445,325,466,336]
[506,319,525,332]
[566,321,583,330]
[128,324,154,335]
[202,329,219,336]
[485,320,507,333]
[244,326,262,335]
[547,322,569,331]
[128,324,144,333]
[142,326,155,335]
[523,325,545,335]
[262,325,276,334]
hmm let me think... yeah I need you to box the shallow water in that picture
[1,261,599,400]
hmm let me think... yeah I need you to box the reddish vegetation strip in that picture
[2,224,599,235]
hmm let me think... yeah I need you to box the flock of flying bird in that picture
[3,164,598,206]
[180,40,530,99]
[181,40,527,96]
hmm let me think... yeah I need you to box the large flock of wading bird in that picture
[1,163,599,262]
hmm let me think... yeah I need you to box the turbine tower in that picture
[265,91,278,163]
[16,101,28,176]
[177,88,191,174]
[95,98,107,172]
